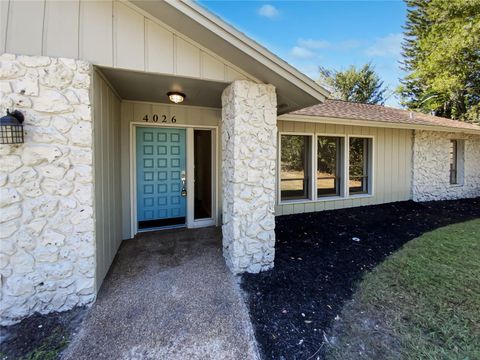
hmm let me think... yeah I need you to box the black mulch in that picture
[241,198,480,360]
[0,306,86,360]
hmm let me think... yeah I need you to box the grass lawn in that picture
[327,219,480,360]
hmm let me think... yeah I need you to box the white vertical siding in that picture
[176,37,201,78]
[201,52,225,81]
[0,0,10,54]
[79,0,113,66]
[3,0,257,83]
[6,0,44,55]
[275,120,414,216]
[113,1,144,71]
[145,18,174,74]
[43,0,79,58]
[93,71,122,292]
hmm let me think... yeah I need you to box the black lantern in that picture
[0,109,24,144]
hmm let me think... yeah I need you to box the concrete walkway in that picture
[62,227,259,360]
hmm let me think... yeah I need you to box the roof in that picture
[286,100,480,133]
[130,0,329,113]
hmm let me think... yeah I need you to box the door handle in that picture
[181,170,187,197]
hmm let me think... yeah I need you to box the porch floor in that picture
[62,227,259,360]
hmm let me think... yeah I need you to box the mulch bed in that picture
[0,306,86,360]
[241,198,480,360]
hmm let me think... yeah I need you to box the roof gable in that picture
[130,0,329,112]
[2,0,328,113]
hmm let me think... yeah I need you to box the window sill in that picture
[449,184,464,188]
[278,193,374,206]
[348,193,374,199]
[279,198,317,205]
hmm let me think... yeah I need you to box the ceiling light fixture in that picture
[167,92,186,104]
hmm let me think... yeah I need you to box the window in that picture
[349,137,371,195]
[280,135,311,201]
[450,140,458,184]
[317,136,343,197]
[449,139,464,185]
[279,132,375,203]
[194,130,212,219]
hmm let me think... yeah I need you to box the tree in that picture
[318,63,388,105]
[281,135,305,171]
[399,0,480,123]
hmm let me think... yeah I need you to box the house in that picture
[0,0,479,325]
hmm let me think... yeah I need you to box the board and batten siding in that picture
[0,0,255,83]
[120,101,222,239]
[275,120,414,216]
[93,71,123,291]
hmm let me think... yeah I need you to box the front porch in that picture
[93,66,279,293]
[62,227,259,360]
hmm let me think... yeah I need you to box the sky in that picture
[198,0,407,107]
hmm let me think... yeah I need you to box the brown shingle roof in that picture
[290,99,480,132]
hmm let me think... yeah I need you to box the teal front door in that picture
[136,127,186,230]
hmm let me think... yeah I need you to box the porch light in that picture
[167,92,186,104]
[0,109,24,144]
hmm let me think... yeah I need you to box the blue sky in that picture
[198,0,407,107]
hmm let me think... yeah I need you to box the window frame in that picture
[347,135,374,197]
[449,139,458,185]
[449,139,465,186]
[277,131,375,205]
[278,132,314,203]
[315,134,346,199]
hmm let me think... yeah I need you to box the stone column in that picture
[221,80,277,274]
[0,54,95,325]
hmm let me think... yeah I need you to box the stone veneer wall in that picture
[221,80,277,273]
[0,54,95,325]
[413,130,480,201]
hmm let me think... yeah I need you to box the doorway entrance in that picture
[133,125,217,234]
[136,127,187,230]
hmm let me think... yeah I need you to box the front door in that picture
[136,127,186,230]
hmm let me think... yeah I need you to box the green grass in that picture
[327,219,480,360]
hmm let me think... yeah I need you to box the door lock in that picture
[181,170,187,197]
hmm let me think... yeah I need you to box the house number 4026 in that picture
[143,114,177,123]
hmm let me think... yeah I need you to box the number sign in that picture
[143,114,177,123]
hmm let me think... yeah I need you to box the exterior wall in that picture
[221,80,277,273]
[92,72,122,291]
[275,120,413,215]
[413,130,480,201]
[120,101,222,239]
[0,54,95,324]
[1,0,256,83]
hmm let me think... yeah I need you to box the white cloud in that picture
[337,39,363,50]
[258,4,280,19]
[365,33,403,57]
[298,38,330,49]
[289,38,329,60]
[290,46,316,59]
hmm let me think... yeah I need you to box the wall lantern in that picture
[167,92,186,104]
[0,109,24,144]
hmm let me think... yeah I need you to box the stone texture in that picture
[34,90,73,113]
[221,80,277,274]
[0,54,95,325]
[413,130,480,201]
